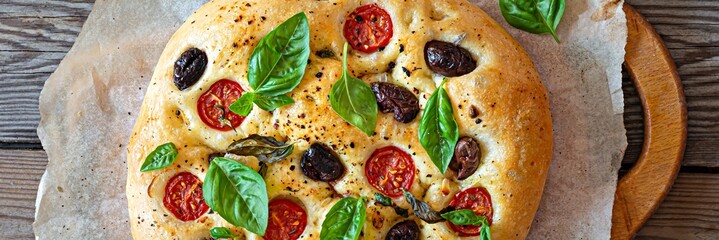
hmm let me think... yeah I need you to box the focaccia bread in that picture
[126,0,552,239]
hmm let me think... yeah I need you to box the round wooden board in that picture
[611,4,687,239]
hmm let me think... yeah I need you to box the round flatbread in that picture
[126,0,552,239]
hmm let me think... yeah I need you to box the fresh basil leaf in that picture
[210,227,234,238]
[441,209,491,239]
[226,134,294,163]
[140,142,178,172]
[441,209,488,226]
[329,43,378,136]
[253,94,295,111]
[481,220,492,240]
[320,197,366,240]
[203,157,269,236]
[374,192,409,218]
[418,79,458,174]
[248,12,310,96]
[229,92,255,116]
[402,189,445,223]
[499,0,565,43]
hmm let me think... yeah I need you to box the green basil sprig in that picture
[230,12,310,115]
[203,157,269,236]
[230,92,256,116]
[329,43,378,136]
[441,209,491,240]
[418,79,458,174]
[140,142,178,172]
[253,94,295,112]
[209,227,239,240]
[374,192,409,217]
[226,134,294,163]
[320,196,367,240]
[499,0,565,43]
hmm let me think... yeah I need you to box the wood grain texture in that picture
[0,0,717,239]
[612,4,687,239]
[0,149,47,239]
[622,0,719,168]
[636,173,719,239]
[0,0,93,145]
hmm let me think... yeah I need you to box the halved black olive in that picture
[424,40,476,77]
[371,82,420,123]
[449,137,481,180]
[385,220,420,240]
[301,143,345,181]
[173,48,208,91]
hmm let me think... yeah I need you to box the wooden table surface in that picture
[1,0,717,239]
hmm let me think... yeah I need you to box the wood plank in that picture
[0,149,47,240]
[0,0,92,146]
[0,0,94,16]
[636,173,719,239]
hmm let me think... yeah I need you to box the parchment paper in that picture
[34,0,627,239]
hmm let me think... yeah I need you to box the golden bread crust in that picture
[126,0,552,239]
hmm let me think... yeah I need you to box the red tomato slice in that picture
[343,4,394,53]
[365,146,415,197]
[197,79,245,131]
[163,172,209,221]
[265,199,307,240]
[447,187,494,236]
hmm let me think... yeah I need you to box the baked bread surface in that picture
[126,0,553,239]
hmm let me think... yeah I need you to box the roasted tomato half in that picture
[447,187,493,236]
[197,79,245,131]
[343,4,394,53]
[265,199,308,240]
[365,146,415,197]
[163,172,209,221]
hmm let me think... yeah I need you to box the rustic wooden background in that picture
[1,0,717,239]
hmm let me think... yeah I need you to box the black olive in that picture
[385,220,420,240]
[301,143,345,181]
[424,40,476,77]
[173,48,208,91]
[371,82,420,123]
[449,137,481,180]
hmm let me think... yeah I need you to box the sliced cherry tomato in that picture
[365,146,415,197]
[197,79,245,131]
[163,172,209,221]
[265,199,307,240]
[447,187,494,236]
[343,4,394,53]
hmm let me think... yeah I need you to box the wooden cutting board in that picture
[611,4,687,239]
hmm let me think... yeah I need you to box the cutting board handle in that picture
[611,4,687,239]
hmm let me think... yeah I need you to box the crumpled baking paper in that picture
[34,0,627,239]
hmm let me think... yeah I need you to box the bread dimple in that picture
[127,0,552,239]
